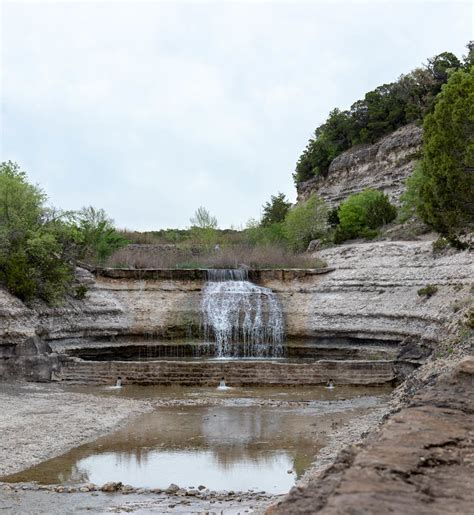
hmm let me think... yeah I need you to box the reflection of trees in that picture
[9,405,323,485]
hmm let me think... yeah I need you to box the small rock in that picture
[101,482,122,492]
[198,484,206,491]
[166,483,180,494]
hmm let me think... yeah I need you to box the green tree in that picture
[190,206,218,229]
[293,46,467,186]
[189,206,219,246]
[417,67,474,239]
[335,189,397,242]
[0,162,75,303]
[75,206,127,265]
[261,193,291,227]
[283,194,328,251]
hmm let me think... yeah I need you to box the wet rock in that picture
[101,481,122,492]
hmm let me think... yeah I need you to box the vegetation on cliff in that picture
[0,162,126,304]
[294,45,472,185]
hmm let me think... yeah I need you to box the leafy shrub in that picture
[399,162,425,222]
[0,162,76,303]
[334,189,397,242]
[75,207,128,265]
[283,194,328,251]
[432,237,450,254]
[75,284,89,300]
[417,284,438,298]
[0,162,126,304]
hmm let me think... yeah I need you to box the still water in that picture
[4,385,390,494]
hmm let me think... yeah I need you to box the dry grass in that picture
[107,244,327,269]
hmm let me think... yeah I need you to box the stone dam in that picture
[0,240,471,387]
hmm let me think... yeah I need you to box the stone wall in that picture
[296,124,423,206]
[59,358,396,386]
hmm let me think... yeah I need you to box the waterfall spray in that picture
[202,269,285,358]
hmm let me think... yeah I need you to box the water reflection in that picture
[3,386,390,493]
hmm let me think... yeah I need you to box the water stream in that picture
[202,269,284,358]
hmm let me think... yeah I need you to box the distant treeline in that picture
[294,43,474,184]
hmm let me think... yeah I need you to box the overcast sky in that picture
[1,1,472,230]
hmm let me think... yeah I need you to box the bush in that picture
[283,194,328,251]
[0,162,76,303]
[107,243,326,270]
[335,189,397,242]
[75,207,128,265]
[0,161,127,304]
[417,284,438,298]
[399,162,425,222]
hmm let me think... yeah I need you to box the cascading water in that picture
[202,269,285,358]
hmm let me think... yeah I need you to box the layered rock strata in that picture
[296,124,423,206]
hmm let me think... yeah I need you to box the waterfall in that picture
[202,269,285,358]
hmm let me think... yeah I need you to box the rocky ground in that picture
[269,356,474,515]
[0,382,391,514]
[0,382,153,477]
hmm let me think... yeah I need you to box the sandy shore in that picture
[0,382,153,477]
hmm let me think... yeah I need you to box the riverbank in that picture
[269,356,474,514]
[0,382,153,477]
[0,382,390,513]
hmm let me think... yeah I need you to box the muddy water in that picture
[3,385,390,494]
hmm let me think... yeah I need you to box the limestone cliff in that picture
[296,124,423,206]
[0,240,471,363]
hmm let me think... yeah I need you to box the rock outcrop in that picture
[297,124,423,206]
[269,357,474,514]
[0,240,472,381]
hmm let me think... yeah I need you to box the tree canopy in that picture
[417,66,474,239]
[294,45,471,185]
[261,193,291,227]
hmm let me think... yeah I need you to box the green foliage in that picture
[75,207,128,265]
[75,284,89,300]
[417,67,474,240]
[417,284,438,298]
[244,219,287,246]
[189,206,219,246]
[261,193,291,227]
[190,206,218,229]
[0,162,75,303]
[327,206,340,227]
[399,162,425,222]
[294,47,466,184]
[283,194,328,251]
[432,237,450,254]
[334,189,397,242]
[0,161,126,303]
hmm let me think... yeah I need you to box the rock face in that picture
[269,357,474,514]
[0,240,472,381]
[296,124,423,206]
